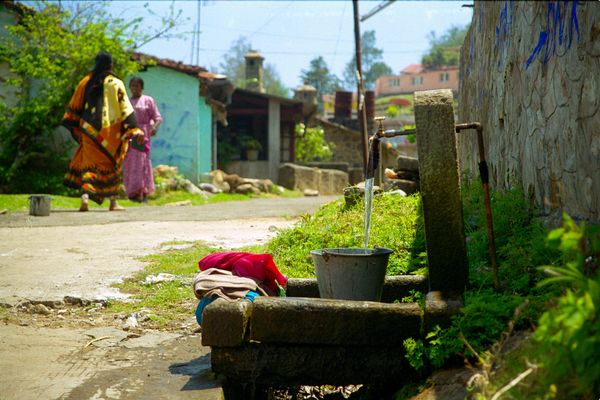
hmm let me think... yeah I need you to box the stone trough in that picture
[201,89,470,397]
[202,276,462,388]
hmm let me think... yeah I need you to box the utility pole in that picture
[353,0,369,175]
[196,1,201,66]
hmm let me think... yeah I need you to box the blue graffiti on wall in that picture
[152,102,193,170]
[526,0,580,69]
[495,0,514,67]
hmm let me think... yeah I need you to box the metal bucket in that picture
[29,195,52,216]
[310,247,392,301]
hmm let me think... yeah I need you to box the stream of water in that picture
[363,177,375,252]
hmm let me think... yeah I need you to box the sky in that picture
[105,1,473,90]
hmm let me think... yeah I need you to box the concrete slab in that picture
[249,297,421,346]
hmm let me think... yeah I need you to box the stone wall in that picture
[320,119,365,184]
[458,1,600,222]
[278,163,349,195]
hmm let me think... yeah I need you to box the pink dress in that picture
[123,94,162,199]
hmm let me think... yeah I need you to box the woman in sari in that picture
[62,51,144,211]
[123,76,162,202]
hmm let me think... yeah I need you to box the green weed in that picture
[265,193,426,278]
[107,242,215,327]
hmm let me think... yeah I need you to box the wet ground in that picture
[0,195,339,400]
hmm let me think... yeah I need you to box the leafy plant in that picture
[532,214,600,398]
[239,135,263,152]
[294,123,335,163]
[0,1,184,193]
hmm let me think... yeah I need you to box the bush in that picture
[532,214,600,398]
[294,123,335,163]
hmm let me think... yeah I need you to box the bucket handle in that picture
[321,250,330,262]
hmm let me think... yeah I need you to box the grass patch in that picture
[103,191,426,326]
[265,193,426,278]
[0,188,303,212]
[106,241,216,327]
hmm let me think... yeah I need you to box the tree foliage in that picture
[299,56,343,112]
[343,30,392,90]
[0,1,184,193]
[421,25,469,69]
[216,36,289,98]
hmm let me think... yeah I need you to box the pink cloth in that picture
[198,252,287,294]
[123,94,162,199]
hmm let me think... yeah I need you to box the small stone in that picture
[30,304,51,315]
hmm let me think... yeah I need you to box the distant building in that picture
[218,51,305,182]
[374,64,459,97]
[131,53,232,183]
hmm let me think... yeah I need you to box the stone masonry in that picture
[459,1,600,222]
[415,89,469,295]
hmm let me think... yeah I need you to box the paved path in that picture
[0,195,339,400]
[0,196,339,305]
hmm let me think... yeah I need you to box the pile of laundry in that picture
[192,252,287,325]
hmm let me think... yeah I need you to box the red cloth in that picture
[198,252,287,293]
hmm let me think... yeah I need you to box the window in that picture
[389,78,400,87]
[440,73,449,82]
[411,76,423,86]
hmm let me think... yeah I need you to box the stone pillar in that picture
[414,89,468,296]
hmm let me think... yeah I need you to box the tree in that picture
[421,25,469,69]
[299,56,343,112]
[0,1,184,193]
[217,36,289,98]
[343,30,392,90]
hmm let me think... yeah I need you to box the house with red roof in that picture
[374,63,459,97]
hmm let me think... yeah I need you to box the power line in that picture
[360,0,397,22]
[247,1,294,43]
[329,1,347,72]
[198,47,423,56]
[198,22,418,45]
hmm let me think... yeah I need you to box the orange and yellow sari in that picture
[62,73,142,204]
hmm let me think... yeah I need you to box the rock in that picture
[63,296,90,306]
[143,273,176,285]
[384,168,398,179]
[153,164,179,178]
[30,304,51,315]
[235,183,261,195]
[182,180,209,199]
[385,179,419,195]
[199,183,222,194]
[209,169,231,193]
[164,200,192,207]
[343,183,383,207]
[223,173,243,191]
[303,189,319,197]
[122,314,139,330]
[396,155,419,172]
[388,189,407,197]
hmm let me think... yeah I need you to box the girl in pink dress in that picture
[123,76,162,202]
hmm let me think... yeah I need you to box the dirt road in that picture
[0,195,339,399]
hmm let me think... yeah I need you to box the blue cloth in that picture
[195,290,262,326]
[245,290,260,302]
[195,296,216,326]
